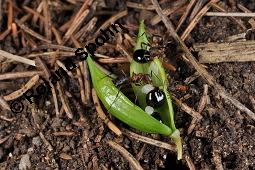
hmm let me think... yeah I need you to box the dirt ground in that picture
[0,0,255,170]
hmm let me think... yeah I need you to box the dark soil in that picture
[0,0,254,170]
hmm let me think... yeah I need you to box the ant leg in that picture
[107,84,123,112]
[141,42,151,50]
[100,73,115,81]
[114,70,129,87]
[151,34,163,44]
[151,34,163,39]
[115,77,129,87]
[150,69,162,83]
[134,95,138,104]
[138,32,145,38]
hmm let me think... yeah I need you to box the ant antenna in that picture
[141,42,151,50]
[138,32,146,38]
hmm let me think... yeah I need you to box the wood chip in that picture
[59,153,72,160]
[193,41,255,63]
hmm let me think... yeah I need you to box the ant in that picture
[113,71,166,118]
[133,32,175,64]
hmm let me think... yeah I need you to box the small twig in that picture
[57,82,73,119]
[249,96,255,112]
[205,12,255,17]
[30,98,41,129]
[0,96,10,111]
[56,60,74,78]
[185,156,196,170]
[188,84,208,134]
[27,51,74,58]
[32,1,43,23]
[0,50,36,66]
[62,0,92,43]
[53,131,75,136]
[176,0,197,31]
[197,84,208,113]
[36,58,60,116]
[0,115,14,122]
[126,2,155,10]
[116,44,132,62]
[7,0,13,29]
[11,23,19,47]
[151,5,187,26]
[0,29,11,41]
[184,72,200,84]
[181,0,219,41]
[107,141,143,170]
[91,89,122,136]
[52,27,62,44]
[122,129,176,152]
[42,0,52,40]
[188,0,206,22]
[136,143,147,161]
[98,57,129,63]
[3,75,39,101]
[82,61,91,105]
[39,132,53,151]
[65,91,87,122]
[23,5,62,44]
[0,71,43,80]
[94,10,128,36]
[238,4,255,29]
[62,9,90,44]
[15,19,51,43]
[0,135,10,145]
[75,17,97,41]
[35,44,75,52]
[212,146,224,170]
[77,65,86,105]
[212,2,246,30]
[69,35,89,106]
[172,96,202,119]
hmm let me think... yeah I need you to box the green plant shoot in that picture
[130,20,182,160]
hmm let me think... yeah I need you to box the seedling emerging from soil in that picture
[130,20,182,160]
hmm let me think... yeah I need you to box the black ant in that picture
[113,71,166,118]
[133,32,174,64]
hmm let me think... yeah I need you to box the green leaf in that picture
[86,55,172,136]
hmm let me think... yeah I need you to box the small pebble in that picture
[32,136,41,147]
[19,154,31,170]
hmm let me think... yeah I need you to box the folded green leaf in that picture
[130,21,182,160]
[86,55,172,136]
